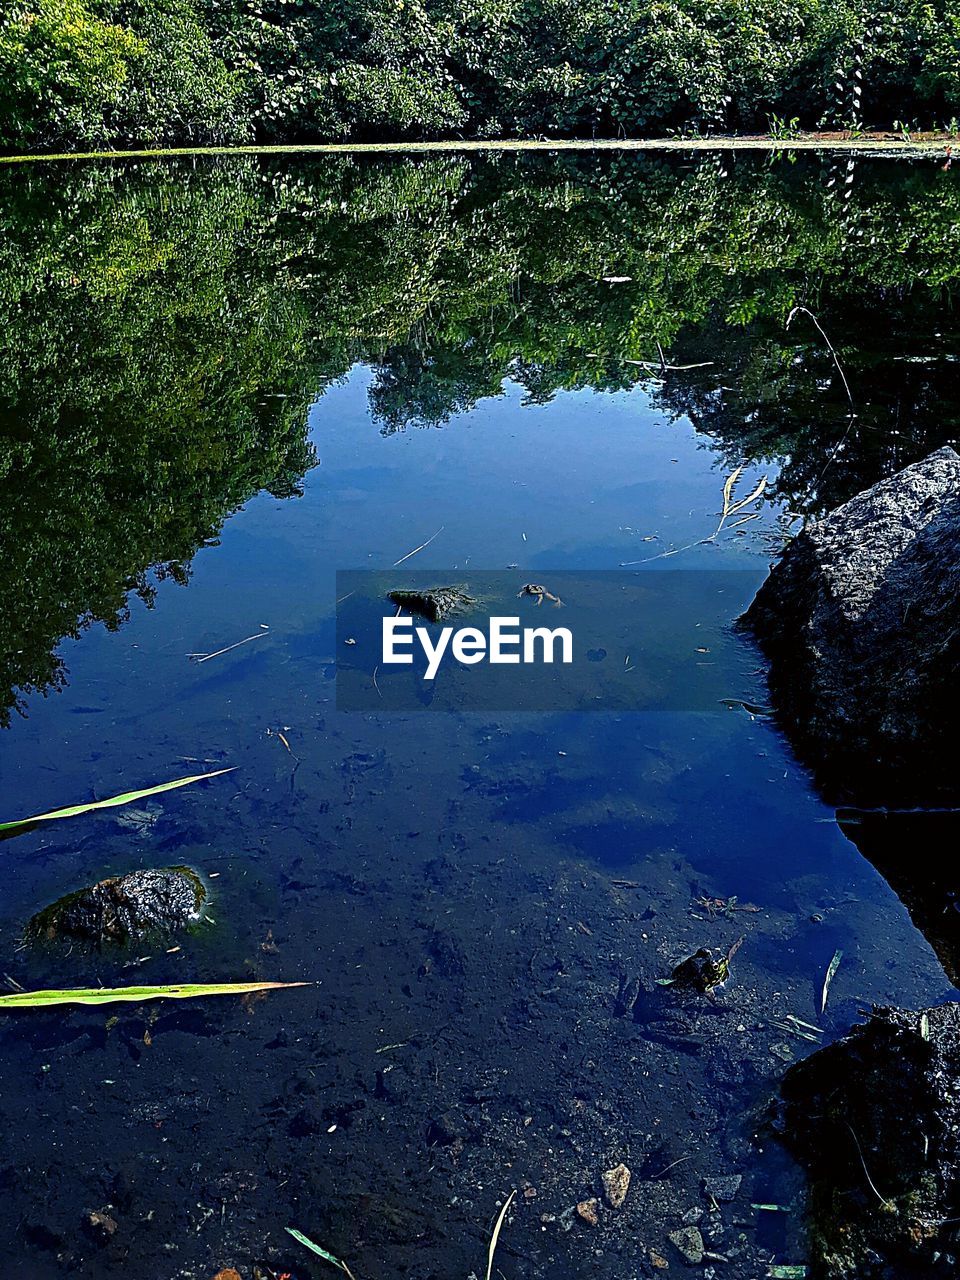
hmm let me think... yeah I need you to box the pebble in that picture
[576,1198,600,1226]
[602,1162,631,1209]
[669,1225,704,1265]
[85,1209,119,1243]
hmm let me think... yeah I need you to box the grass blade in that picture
[0,981,309,1011]
[286,1227,357,1279]
[486,1190,516,1280]
[0,768,236,834]
[821,949,843,1013]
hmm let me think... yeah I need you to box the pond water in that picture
[0,149,958,1279]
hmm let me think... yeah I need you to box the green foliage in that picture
[0,0,143,148]
[103,0,250,144]
[5,0,960,147]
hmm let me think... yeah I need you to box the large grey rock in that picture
[744,446,960,805]
[28,867,206,945]
[781,1003,960,1278]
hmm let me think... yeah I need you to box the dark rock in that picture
[781,1003,960,1278]
[702,1174,741,1203]
[28,867,206,945]
[744,446,960,806]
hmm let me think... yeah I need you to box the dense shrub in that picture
[2,0,960,151]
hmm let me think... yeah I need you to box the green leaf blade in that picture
[0,980,309,1010]
[0,767,236,834]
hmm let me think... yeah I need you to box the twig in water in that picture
[190,631,268,664]
[393,526,444,566]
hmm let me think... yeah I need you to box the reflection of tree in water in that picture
[0,161,320,726]
[2,149,959,721]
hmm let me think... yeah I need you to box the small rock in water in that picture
[702,1174,742,1203]
[669,1226,704,1265]
[602,1162,631,1208]
[576,1198,600,1226]
[28,867,207,945]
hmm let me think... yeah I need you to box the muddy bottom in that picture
[0,705,951,1279]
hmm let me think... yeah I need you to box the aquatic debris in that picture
[661,935,745,994]
[712,465,768,541]
[821,949,843,1013]
[602,1162,631,1208]
[785,1013,824,1034]
[0,981,309,1010]
[286,1227,357,1280]
[0,768,236,836]
[188,628,268,663]
[517,583,563,607]
[486,1190,516,1280]
[392,525,444,566]
[692,893,761,919]
[768,1016,823,1044]
[767,1268,809,1279]
[620,464,767,565]
[388,585,476,623]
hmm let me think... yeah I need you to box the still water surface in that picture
[0,149,957,1277]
